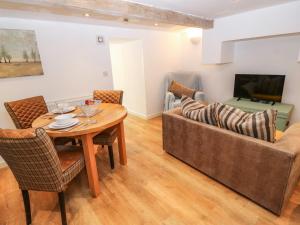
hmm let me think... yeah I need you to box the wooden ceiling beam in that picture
[0,0,214,29]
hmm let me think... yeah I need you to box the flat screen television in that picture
[233,74,285,103]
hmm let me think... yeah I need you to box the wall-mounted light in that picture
[84,13,90,17]
[185,28,203,45]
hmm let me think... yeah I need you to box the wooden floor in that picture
[0,115,300,225]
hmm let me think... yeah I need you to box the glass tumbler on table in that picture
[80,104,97,125]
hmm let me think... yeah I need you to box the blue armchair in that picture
[164,72,205,111]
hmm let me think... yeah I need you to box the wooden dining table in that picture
[32,103,127,197]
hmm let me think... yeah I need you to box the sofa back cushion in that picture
[216,103,277,142]
[169,80,196,98]
[181,96,218,126]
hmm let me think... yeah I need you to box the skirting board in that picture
[128,110,162,120]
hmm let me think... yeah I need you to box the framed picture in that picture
[0,29,44,78]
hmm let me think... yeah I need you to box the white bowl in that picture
[55,114,76,124]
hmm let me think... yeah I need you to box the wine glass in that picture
[80,104,97,124]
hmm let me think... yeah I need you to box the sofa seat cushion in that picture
[173,99,181,108]
[181,96,218,126]
[216,103,277,142]
[168,80,196,98]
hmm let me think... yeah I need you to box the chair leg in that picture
[108,145,115,169]
[58,192,67,225]
[71,139,77,145]
[21,190,32,225]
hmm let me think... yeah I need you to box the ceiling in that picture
[128,0,299,19]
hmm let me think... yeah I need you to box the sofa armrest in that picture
[274,123,300,213]
[163,107,182,116]
[164,92,176,111]
[194,91,205,102]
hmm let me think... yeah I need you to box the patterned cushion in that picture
[181,96,218,126]
[93,90,123,104]
[169,80,196,98]
[4,96,48,129]
[216,103,277,142]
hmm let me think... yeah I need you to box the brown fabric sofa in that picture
[162,108,300,215]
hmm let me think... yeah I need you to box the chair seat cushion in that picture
[93,127,118,145]
[55,145,85,185]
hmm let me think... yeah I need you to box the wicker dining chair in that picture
[0,128,85,225]
[93,90,123,169]
[4,96,75,145]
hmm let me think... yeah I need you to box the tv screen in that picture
[234,74,285,102]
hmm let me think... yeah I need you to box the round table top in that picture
[32,103,127,138]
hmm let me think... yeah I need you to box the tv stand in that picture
[236,98,276,105]
[250,98,259,102]
[225,97,294,131]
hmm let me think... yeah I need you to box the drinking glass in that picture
[80,104,97,124]
[56,102,65,115]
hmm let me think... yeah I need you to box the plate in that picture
[51,120,75,128]
[48,118,79,130]
[55,113,76,122]
[49,119,79,129]
[52,106,76,114]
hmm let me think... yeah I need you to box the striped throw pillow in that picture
[216,103,277,142]
[181,96,218,126]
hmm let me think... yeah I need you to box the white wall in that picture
[2,7,300,167]
[0,18,113,129]
[143,32,182,116]
[0,16,185,166]
[180,32,300,123]
[0,17,183,130]
[202,1,300,64]
[234,35,300,123]
[109,40,147,117]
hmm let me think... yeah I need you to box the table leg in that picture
[117,121,127,165]
[81,133,100,197]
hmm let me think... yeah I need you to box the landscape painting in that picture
[0,29,43,78]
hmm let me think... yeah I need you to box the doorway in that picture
[109,39,147,117]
